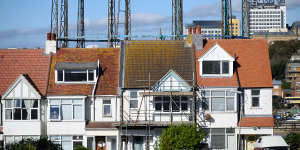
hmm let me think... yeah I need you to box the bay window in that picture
[202,90,235,112]
[5,99,39,120]
[50,135,83,150]
[49,98,83,121]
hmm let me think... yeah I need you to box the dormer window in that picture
[203,61,229,75]
[55,62,98,83]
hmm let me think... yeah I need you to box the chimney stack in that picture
[45,32,57,54]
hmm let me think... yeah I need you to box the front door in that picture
[96,136,106,150]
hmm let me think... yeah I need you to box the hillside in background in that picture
[269,40,300,80]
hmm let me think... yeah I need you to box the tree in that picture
[156,124,207,150]
[284,133,300,150]
[6,137,61,150]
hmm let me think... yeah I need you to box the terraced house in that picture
[0,38,274,150]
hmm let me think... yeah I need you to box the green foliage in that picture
[285,133,300,150]
[74,146,90,150]
[6,137,61,150]
[156,124,207,150]
[269,40,300,80]
[273,95,283,110]
[282,80,291,89]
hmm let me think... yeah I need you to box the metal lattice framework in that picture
[172,0,183,40]
[59,0,68,48]
[50,0,59,38]
[77,0,85,48]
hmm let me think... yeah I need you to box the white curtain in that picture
[24,100,32,120]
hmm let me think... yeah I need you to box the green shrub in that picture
[156,123,207,150]
[74,146,90,150]
[285,133,300,150]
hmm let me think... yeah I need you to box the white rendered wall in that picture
[238,127,273,135]
[4,121,41,135]
[244,88,273,116]
[206,113,238,128]
[94,96,120,122]
[47,121,85,135]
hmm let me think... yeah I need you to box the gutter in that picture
[92,59,100,121]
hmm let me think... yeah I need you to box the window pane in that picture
[32,100,38,108]
[5,109,12,120]
[212,98,225,111]
[62,99,72,104]
[65,70,87,82]
[62,104,72,120]
[252,97,259,107]
[130,92,138,98]
[103,100,111,104]
[14,136,22,143]
[203,61,220,74]
[74,105,82,120]
[5,101,13,108]
[62,136,72,141]
[50,136,61,141]
[57,70,63,81]
[181,102,188,111]
[73,141,83,149]
[14,99,21,107]
[14,109,21,120]
[130,100,138,108]
[104,105,111,116]
[222,61,229,74]
[62,141,72,150]
[73,99,83,104]
[73,136,83,140]
[50,99,60,105]
[172,96,180,112]
[211,135,225,149]
[251,90,260,95]
[50,106,60,119]
[163,97,170,112]
[226,97,234,111]
[226,91,235,96]
[31,109,38,120]
[22,109,29,120]
[88,70,94,81]
[154,97,162,111]
[5,136,14,144]
[212,91,225,97]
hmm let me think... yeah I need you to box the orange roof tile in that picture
[0,49,51,96]
[47,48,120,96]
[195,39,273,88]
[239,117,274,127]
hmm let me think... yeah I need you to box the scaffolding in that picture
[118,72,208,150]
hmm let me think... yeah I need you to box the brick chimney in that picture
[45,32,57,54]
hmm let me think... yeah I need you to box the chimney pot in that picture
[51,33,56,40]
[47,32,51,40]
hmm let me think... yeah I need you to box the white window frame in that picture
[5,135,40,145]
[202,90,236,112]
[103,99,112,117]
[251,89,260,107]
[202,60,230,76]
[49,98,84,121]
[209,128,235,149]
[50,135,83,150]
[154,96,190,112]
[130,91,138,109]
[55,69,97,84]
[4,99,40,121]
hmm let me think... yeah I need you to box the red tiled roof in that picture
[239,117,274,127]
[47,48,120,96]
[195,39,273,88]
[0,49,51,96]
[86,122,117,129]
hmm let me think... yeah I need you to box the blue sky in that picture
[0,0,300,48]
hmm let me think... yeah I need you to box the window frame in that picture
[129,91,138,109]
[103,99,112,117]
[209,128,235,149]
[201,60,231,77]
[201,90,236,112]
[50,135,83,150]
[251,89,260,107]
[49,98,84,121]
[55,69,97,83]
[4,99,40,121]
[154,96,191,112]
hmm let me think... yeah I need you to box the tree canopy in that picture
[156,124,207,150]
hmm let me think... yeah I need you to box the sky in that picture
[0,0,300,48]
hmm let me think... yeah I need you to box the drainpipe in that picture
[92,59,100,122]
